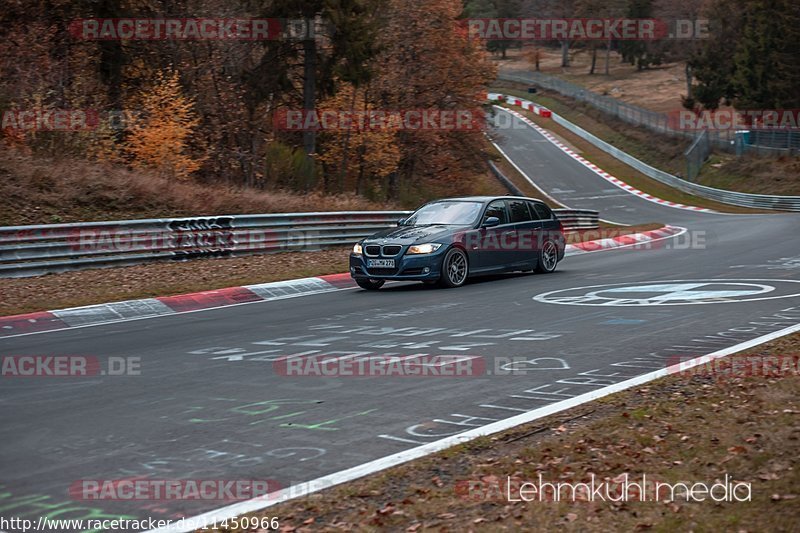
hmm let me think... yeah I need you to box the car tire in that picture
[356,278,385,290]
[535,240,559,273]
[438,247,469,288]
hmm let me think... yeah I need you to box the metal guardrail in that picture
[499,71,800,156]
[552,209,600,231]
[489,92,800,211]
[0,207,599,278]
[488,160,524,196]
[0,212,410,278]
[546,110,800,211]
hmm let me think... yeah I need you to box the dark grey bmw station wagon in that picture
[349,196,566,289]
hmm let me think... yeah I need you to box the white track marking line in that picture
[146,321,800,533]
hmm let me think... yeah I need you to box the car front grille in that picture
[364,244,402,257]
[382,245,402,256]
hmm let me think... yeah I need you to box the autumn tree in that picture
[373,0,496,199]
[124,70,204,180]
[317,83,400,196]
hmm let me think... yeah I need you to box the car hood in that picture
[363,224,462,246]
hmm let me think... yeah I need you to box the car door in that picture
[531,201,562,255]
[506,199,537,267]
[471,200,511,271]
[525,200,547,263]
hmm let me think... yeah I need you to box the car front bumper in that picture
[349,247,448,281]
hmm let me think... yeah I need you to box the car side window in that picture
[533,202,553,220]
[507,200,532,223]
[484,200,508,225]
[526,201,542,221]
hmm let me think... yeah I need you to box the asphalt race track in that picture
[2,109,799,529]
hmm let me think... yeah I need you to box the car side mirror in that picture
[397,218,406,226]
[482,216,500,228]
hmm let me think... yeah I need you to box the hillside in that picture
[0,147,391,226]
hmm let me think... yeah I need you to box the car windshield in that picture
[403,201,483,226]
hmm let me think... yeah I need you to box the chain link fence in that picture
[684,129,710,181]
[499,71,798,171]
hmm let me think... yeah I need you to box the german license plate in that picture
[367,258,395,268]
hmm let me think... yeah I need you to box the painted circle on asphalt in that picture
[533,279,800,306]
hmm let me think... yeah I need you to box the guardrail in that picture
[553,209,600,231]
[548,111,800,211]
[499,71,800,156]
[490,94,800,211]
[488,160,524,196]
[0,212,410,278]
[0,207,599,278]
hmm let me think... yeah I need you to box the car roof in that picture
[432,196,547,204]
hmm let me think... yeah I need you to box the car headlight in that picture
[352,243,363,255]
[407,243,442,255]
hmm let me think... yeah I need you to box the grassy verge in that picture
[0,147,395,226]
[0,224,662,316]
[491,90,768,214]
[227,331,800,532]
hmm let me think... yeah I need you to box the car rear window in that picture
[532,202,553,220]
[507,200,532,223]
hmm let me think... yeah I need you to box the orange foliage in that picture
[124,70,204,181]
[317,83,401,195]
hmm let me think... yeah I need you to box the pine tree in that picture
[732,0,800,109]
[618,0,664,70]
[687,0,743,110]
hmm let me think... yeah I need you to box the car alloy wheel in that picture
[439,247,468,288]
[536,240,558,273]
